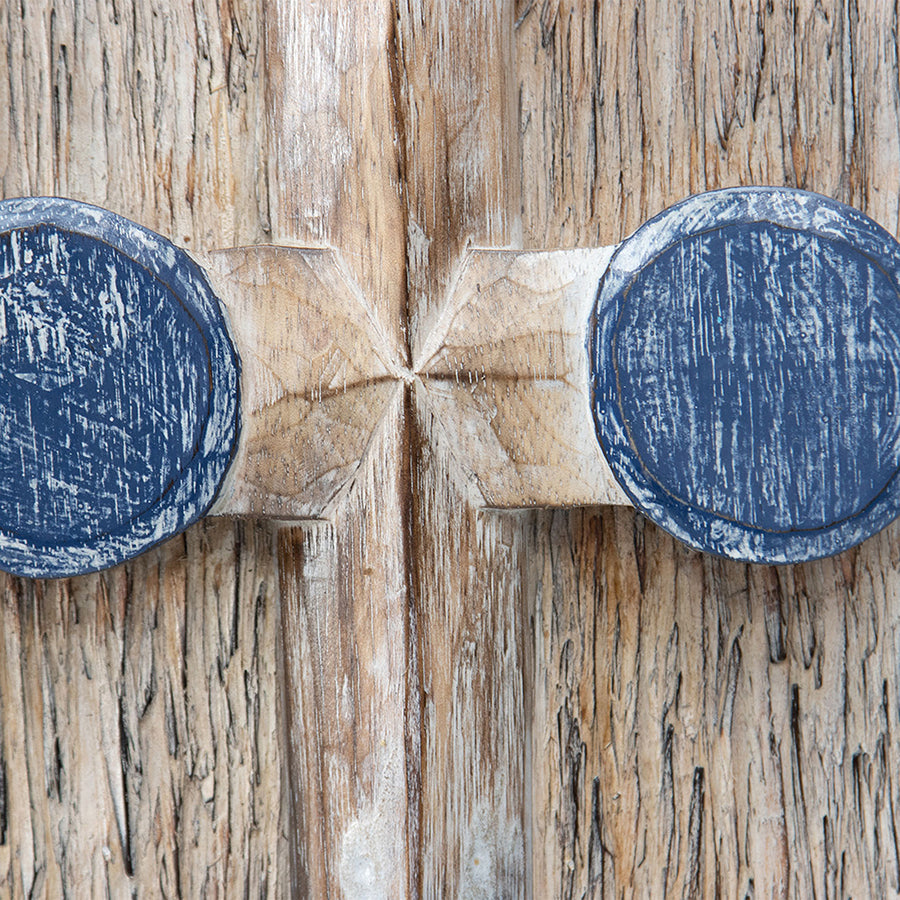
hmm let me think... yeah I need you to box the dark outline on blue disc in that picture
[591,187,900,564]
[0,197,240,578]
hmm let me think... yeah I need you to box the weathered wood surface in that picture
[3,1,900,898]
[520,1,900,896]
[0,0,289,895]
[266,2,415,896]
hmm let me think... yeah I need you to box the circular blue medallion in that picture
[591,188,900,563]
[0,198,240,577]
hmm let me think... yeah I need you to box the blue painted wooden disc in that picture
[592,187,900,563]
[0,198,240,577]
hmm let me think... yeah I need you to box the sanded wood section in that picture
[400,0,521,367]
[519,2,900,895]
[0,1,289,895]
[267,3,417,896]
[420,247,626,508]
[396,1,533,895]
[207,240,627,515]
[278,399,411,896]
[206,246,397,518]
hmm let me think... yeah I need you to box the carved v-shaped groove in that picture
[206,245,402,517]
[207,243,628,516]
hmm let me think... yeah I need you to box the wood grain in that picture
[519,1,900,895]
[5,0,900,897]
[266,2,416,896]
[0,521,287,897]
[393,1,535,896]
[0,0,289,896]
[419,247,626,509]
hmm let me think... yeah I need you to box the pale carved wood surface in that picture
[2,2,900,899]
[204,243,628,516]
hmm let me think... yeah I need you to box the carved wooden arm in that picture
[2,186,899,575]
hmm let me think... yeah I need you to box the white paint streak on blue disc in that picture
[0,198,240,577]
[591,188,900,563]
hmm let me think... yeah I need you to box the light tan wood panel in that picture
[6,2,900,897]
[519,2,900,896]
[266,2,418,896]
[0,1,289,896]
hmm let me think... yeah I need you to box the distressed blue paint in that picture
[0,198,239,578]
[592,188,900,563]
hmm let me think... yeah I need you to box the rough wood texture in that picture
[5,0,900,897]
[0,1,289,896]
[266,3,416,897]
[0,523,285,896]
[520,1,900,896]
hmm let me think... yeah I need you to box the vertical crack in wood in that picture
[401,380,424,900]
[685,767,706,899]
[0,752,6,848]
